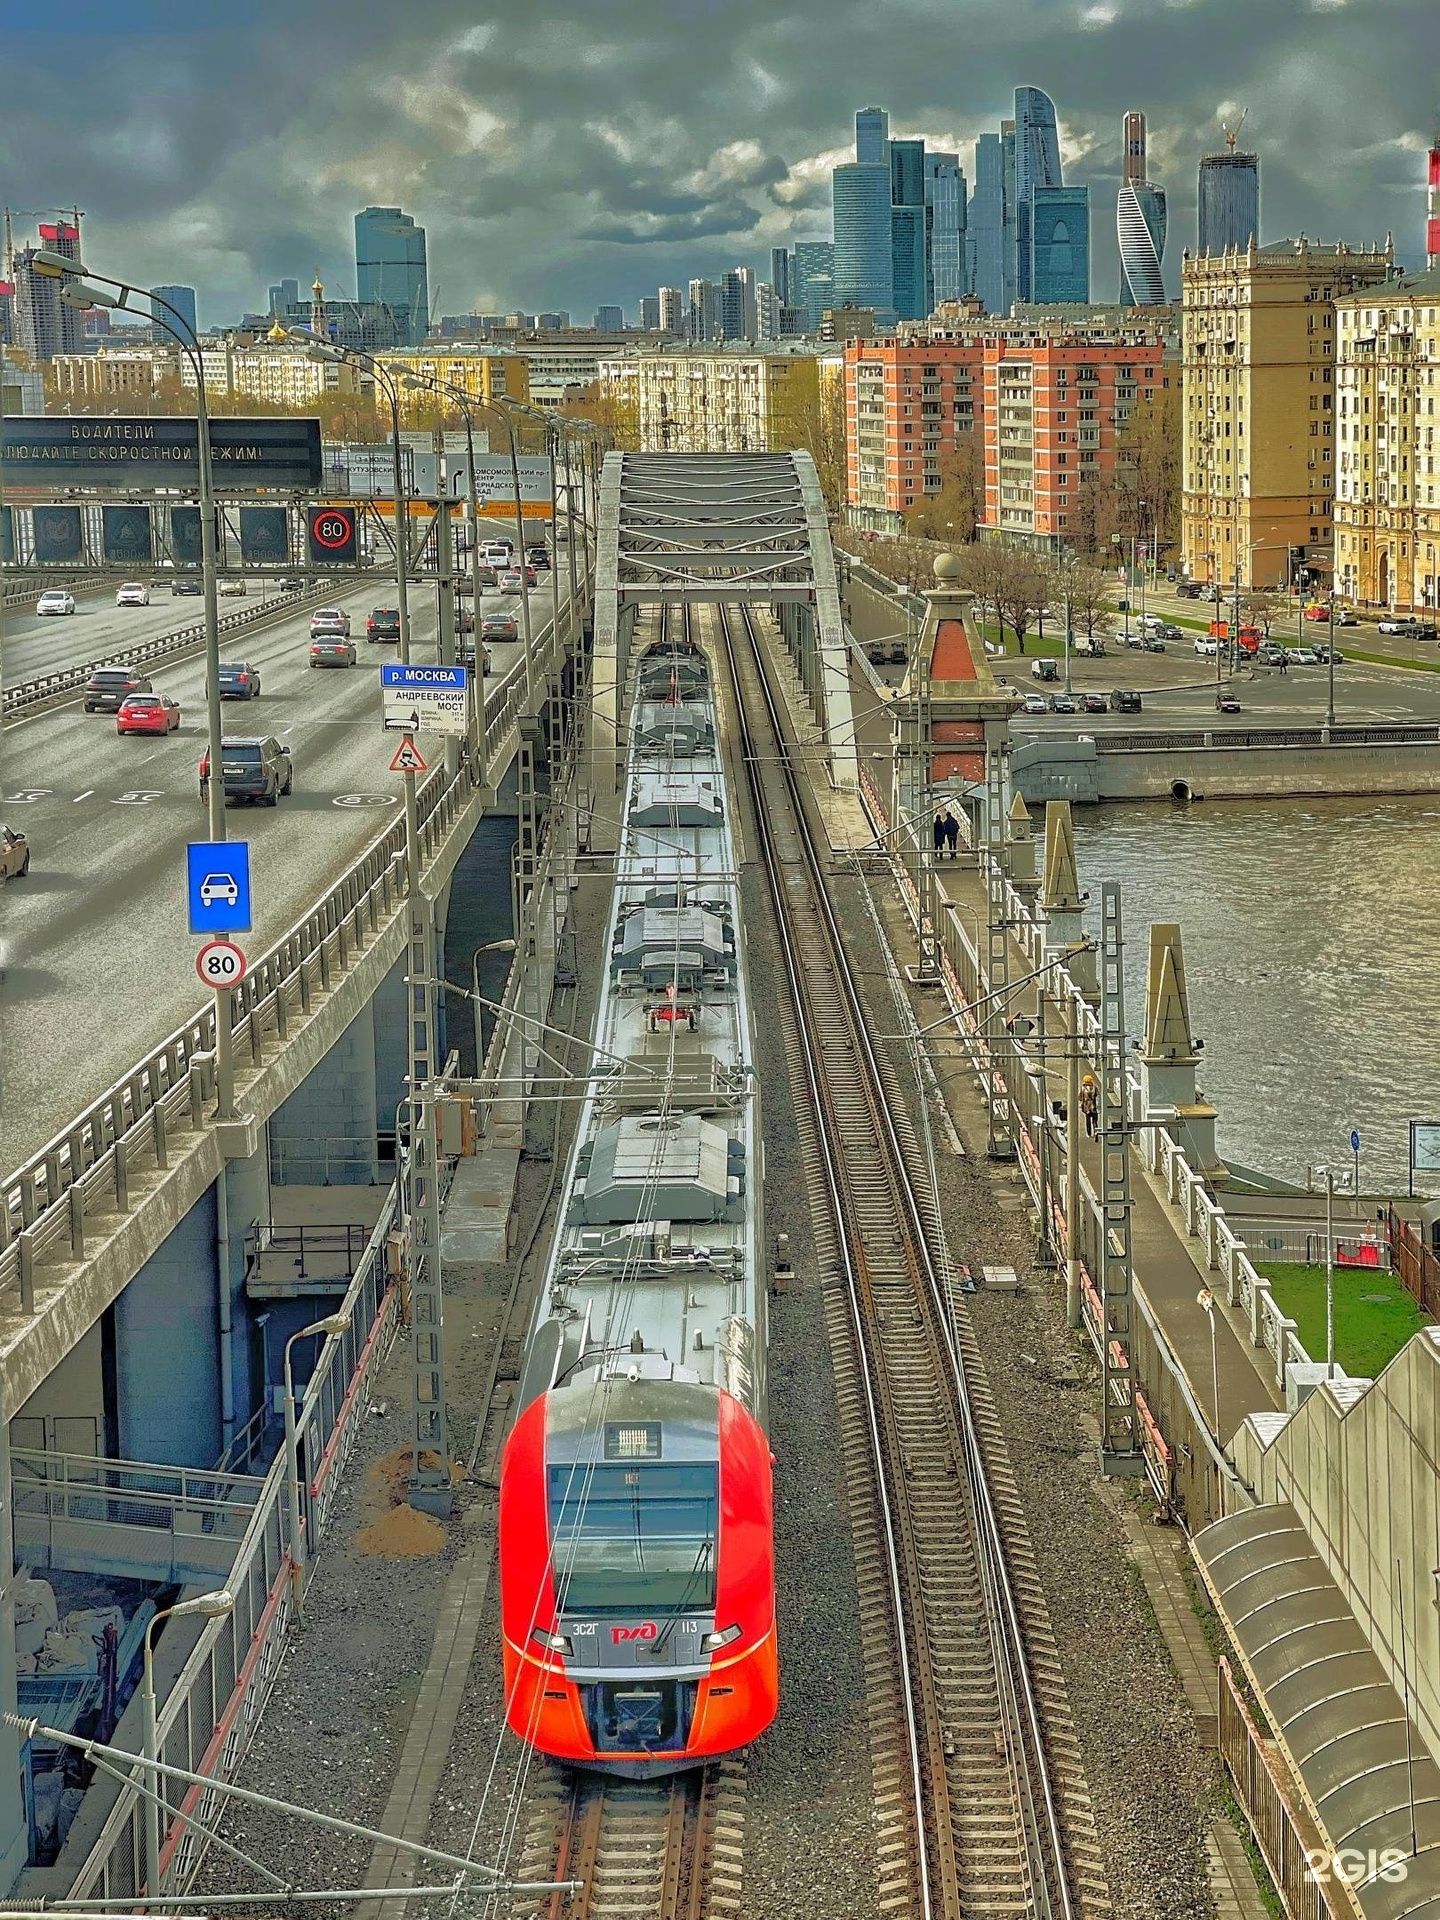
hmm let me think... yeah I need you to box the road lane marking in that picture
[72,791,94,804]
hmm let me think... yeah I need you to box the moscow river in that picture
[1071,796,1440,1192]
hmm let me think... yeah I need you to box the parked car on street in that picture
[218,660,262,699]
[1022,692,1049,714]
[1,825,30,880]
[114,582,150,608]
[1311,644,1344,664]
[199,736,293,806]
[1110,689,1143,713]
[117,692,182,735]
[1081,692,1109,713]
[1050,692,1077,714]
[84,666,154,713]
[36,589,76,616]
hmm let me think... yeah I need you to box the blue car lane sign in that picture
[187,841,253,935]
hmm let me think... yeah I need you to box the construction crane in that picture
[1221,108,1248,155]
[3,205,85,280]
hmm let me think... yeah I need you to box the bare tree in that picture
[1065,559,1116,641]
[903,432,984,545]
[991,542,1056,655]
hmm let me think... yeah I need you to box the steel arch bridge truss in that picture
[591,451,855,839]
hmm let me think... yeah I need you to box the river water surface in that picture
[1071,797,1440,1191]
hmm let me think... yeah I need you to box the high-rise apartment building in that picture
[1182,236,1393,589]
[925,153,968,310]
[890,138,928,321]
[151,285,197,343]
[792,242,835,331]
[658,287,685,333]
[720,268,757,340]
[833,164,895,319]
[13,220,83,361]
[771,248,791,307]
[594,305,626,331]
[1030,187,1090,303]
[1117,113,1167,306]
[687,279,722,343]
[1333,264,1440,611]
[1197,150,1260,256]
[855,107,890,165]
[639,296,661,331]
[1013,88,1063,304]
[969,133,1007,314]
[599,347,819,453]
[755,282,779,341]
[354,206,429,346]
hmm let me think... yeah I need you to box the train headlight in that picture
[532,1629,572,1655]
[701,1623,743,1653]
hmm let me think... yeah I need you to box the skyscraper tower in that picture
[970,132,1007,313]
[832,163,895,318]
[1013,87,1063,302]
[890,137,928,319]
[855,106,890,165]
[925,152,967,308]
[354,205,429,346]
[1198,117,1259,255]
[1116,111,1168,305]
[1428,135,1440,269]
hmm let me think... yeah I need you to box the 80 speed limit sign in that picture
[196,939,248,989]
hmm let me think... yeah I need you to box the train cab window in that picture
[547,1462,718,1613]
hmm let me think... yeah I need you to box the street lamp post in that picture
[470,937,518,1071]
[142,1587,235,1902]
[1317,1164,1337,1379]
[41,257,236,1119]
[283,1314,350,1622]
[1196,1289,1221,1439]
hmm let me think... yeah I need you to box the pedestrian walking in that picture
[1079,1073,1100,1139]
[943,811,960,858]
[1278,652,1288,676]
[933,811,946,857]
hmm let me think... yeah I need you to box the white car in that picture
[1194,635,1219,657]
[36,589,76,616]
[309,608,351,637]
[199,873,240,907]
[115,582,150,608]
[1136,612,1164,631]
[219,578,247,597]
[1378,618,1408,634]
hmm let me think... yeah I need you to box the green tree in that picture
[903,432,984,545]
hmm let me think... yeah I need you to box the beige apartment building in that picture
[1333,265,1440,612]
[599,349,819,453]
[49,349,179,402]
[376,350,530,424]
[1181,237,1393,590]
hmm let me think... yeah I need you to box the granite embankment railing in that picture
[855,759,1321,1411]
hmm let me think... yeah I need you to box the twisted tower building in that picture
[1117,111,1167,305]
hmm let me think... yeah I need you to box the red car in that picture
[116,693,181,736]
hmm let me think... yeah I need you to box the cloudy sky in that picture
[0,0,1433,328]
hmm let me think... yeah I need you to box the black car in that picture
[366,607,402,643]
[200,736,293,807]
[84,666,154,713]
[171,577,203,596]
[1176,581,1203,599]
[217,660,261,699]
[280,577,307,593]
[1110,688,1143,713]
[526,545,550,570]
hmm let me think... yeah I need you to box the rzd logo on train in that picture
[611,1622,659,1643]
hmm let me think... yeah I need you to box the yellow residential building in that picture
[1333,265,1440,612]
[377,351,530,423]
[598,349,819,453]
[1181,237,1393,591]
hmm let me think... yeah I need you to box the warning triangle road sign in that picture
[389,737,429,774]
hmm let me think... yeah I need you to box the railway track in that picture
[509,1759,746,1920]
[717,599,1110,1919]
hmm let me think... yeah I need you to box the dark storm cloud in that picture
[0,0,1432,322]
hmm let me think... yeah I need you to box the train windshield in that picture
[547,1463,718,1614]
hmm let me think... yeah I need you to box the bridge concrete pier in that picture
[269,1004,383,1188]
[114,1190,222,1468]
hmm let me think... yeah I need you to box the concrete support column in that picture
[269,1001,381,1187]
[115,1190,222,1467]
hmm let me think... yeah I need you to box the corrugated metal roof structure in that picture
[1196,1502,1440,1917]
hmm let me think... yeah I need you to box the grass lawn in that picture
[1258,1261,1429,1379]
[1341,647,1440,675]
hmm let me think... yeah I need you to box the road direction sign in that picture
[380,662,468,737]
[196,939,248,989]
[390,737,429,774]
[187,841,252,935]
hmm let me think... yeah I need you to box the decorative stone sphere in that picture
[933,552,962,581]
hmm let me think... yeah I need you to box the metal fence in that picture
[0,592,582,1336]
[65,1188,401,1903]
[1218,1659,1348,1919]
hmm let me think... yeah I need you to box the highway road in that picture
[0,573,560,1172]
[1,581,305,688]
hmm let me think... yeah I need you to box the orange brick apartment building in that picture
[845,325,1167,545]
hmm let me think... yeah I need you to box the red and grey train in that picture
[498,631,777,1775]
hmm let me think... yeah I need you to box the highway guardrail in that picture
[2,584,336,721]
[0,594,580,1318]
